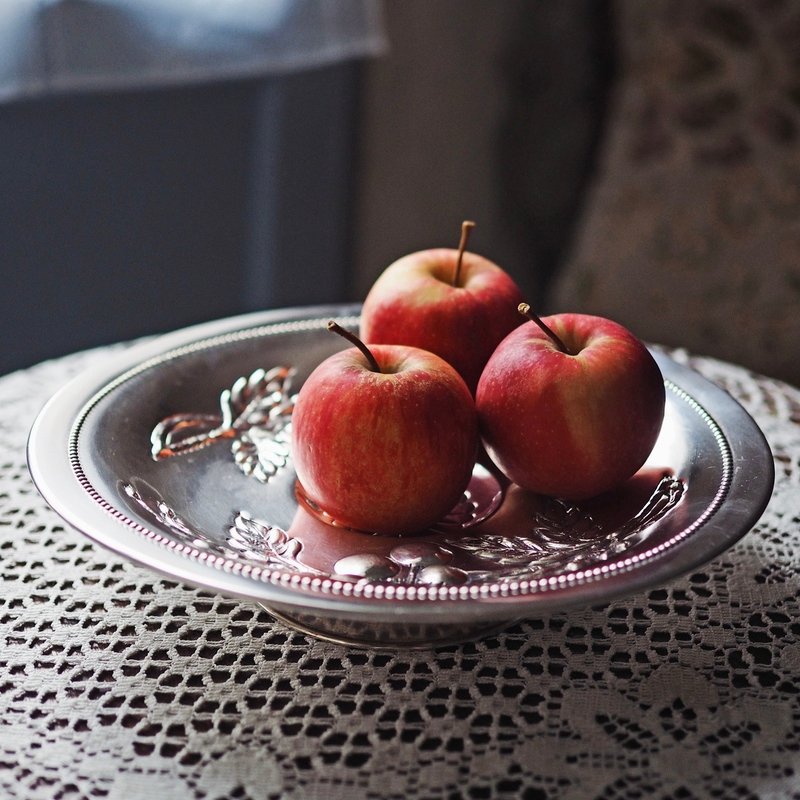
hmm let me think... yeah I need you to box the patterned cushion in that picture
[552,0,800,387]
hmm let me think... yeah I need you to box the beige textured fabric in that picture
[552,0,800,387]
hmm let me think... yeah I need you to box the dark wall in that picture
[0,62,360,376]
[352,1,615,307]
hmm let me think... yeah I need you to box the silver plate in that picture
[28,304,774,648]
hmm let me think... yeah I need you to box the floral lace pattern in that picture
[3,341,799,799]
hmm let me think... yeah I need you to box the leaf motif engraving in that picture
[441,475,686,578]
[228,512,321,575]
[122,481,319,575]
[123,480,209,549]
[150,413,232,459]
[616,476,685,536]
[222,367,296,432]
[151,366,296,484]
[232,427,292,483]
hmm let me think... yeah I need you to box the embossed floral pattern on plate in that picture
[140,365,689,587]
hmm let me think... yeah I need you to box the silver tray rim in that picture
[27,303,775,624]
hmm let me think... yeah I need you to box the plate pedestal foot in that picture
[260,604,520,650]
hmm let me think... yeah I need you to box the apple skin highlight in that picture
[292,343,478,535]
[361,249,524,394]
[476,313,666,500]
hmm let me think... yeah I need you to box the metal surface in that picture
[27,304,775,647]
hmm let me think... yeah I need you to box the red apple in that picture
[476,307,665,499]
[361,222,524,393]
[291,323,478,535]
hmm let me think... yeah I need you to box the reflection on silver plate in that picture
[27,304,774,648]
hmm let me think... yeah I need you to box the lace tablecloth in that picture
[2,342,799,800]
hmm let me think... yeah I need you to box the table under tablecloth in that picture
[1,341,799,800]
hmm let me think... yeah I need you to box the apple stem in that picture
[453,220,476,287]
[518,303,573,355]
[327,320,382,373]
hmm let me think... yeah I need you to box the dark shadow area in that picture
[0,82,252,373]
[497,0,617,306]
[0,61,361,376]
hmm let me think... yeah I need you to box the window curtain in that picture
[0,0,386,101]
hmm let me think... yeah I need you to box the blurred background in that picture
[1,0,798,385]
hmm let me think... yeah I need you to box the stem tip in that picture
[453,220,476,287]
[327,320,382,373]
[517,303,572,355]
